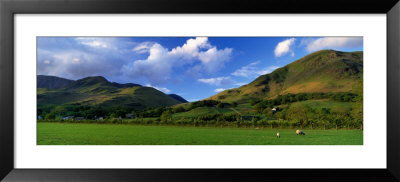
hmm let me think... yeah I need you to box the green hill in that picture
[209,50,363,103]
[37,76,181,110]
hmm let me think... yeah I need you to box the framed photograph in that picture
[1,0,399,181]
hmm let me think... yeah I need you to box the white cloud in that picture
[274,38,296,57]
[234,82,246,86]
[145,84,171,93]
[75,37,139,51]
[305,37,363,52]
[123,44,172,84]
[72,58,80,63]
[133,42,155,53]
[214,88,227,92]
[43,60,50,64]
[168,37,232,72]
[256,66,280,75]
[198,77,233,86]
[232,61,280,78]
[231,61,260,77]
[169,37,211,59]
[80,40,108,48]
[75,37,138,51]
[198,47,233,72]
[123,37,233,85]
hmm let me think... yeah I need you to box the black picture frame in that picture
[1,0,399,181]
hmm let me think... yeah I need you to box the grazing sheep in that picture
[296,130,305,135]
[276,132,280,138]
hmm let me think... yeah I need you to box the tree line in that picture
[39,104,362,130]
[38,92,362,130]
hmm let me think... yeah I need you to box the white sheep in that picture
[276,132,280,138]
[296,130,305,135]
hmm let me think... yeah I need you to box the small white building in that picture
[272,108,277,112]
[126,113,134,119]
[63,116,73,120]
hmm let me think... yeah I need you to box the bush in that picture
[173,106,186,113]
[160,110,172,124]
[231,102,238,107]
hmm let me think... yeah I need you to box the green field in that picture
[37,122,363,145]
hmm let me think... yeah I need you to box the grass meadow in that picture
[37,122,363,145]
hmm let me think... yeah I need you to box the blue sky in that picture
[37,37,363,101]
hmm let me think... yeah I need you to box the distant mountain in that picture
[208,50,363,103]
[37,75,74,89]
[37,75,181,110]
[63,76,118,94]
[168,94,188,103]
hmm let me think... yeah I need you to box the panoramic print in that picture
[37,37,363,145]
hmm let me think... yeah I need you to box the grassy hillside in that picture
[209,50,363,103]
[37,76,181,111]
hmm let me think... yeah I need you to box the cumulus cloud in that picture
[305,37,363,52]
[198,77,233,86]
[274,38,296,57]
[199,47,233,72]
[37,37,233,87]
[232,61,280,78]
[145,84,171,93]
[123,44,172,84]
[169,37,232,71]
[169,37,211,59]
[123,37,233,85]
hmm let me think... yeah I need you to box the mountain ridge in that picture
[37,75,183,110]
[208,50,363,103]
[168,94,188,103]
[37,75,74,89]
[37,49,363,110]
